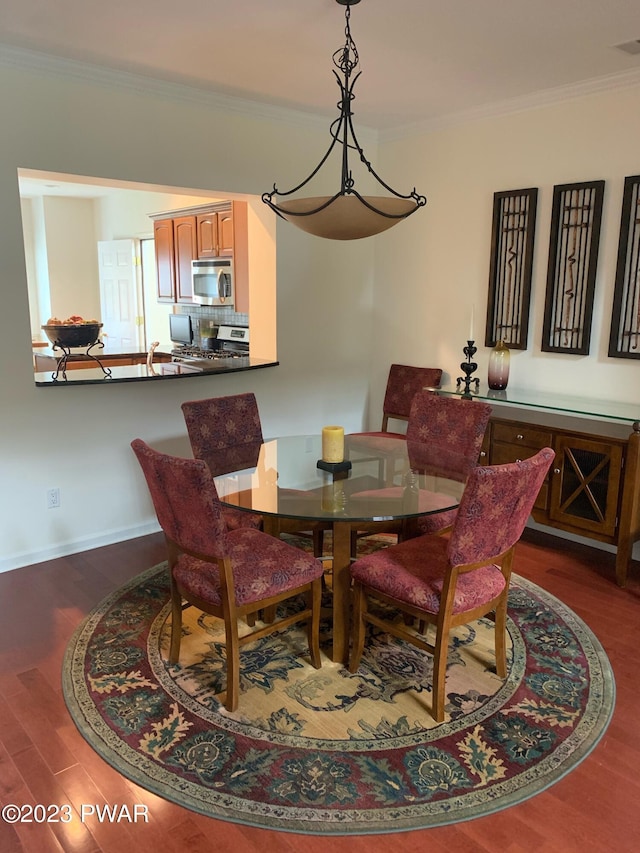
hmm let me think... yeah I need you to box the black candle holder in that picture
[456,340,479,398]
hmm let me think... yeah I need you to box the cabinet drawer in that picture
[490,442,550,510]
[491,421,553,449]
[490,442,544,466]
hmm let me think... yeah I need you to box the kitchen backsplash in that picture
[175,304,248,340]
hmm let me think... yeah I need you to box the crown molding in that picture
[0,42,340,134]
[4,42,639,147]
[380,67,640,143]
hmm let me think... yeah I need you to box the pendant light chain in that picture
[262,0,426,240]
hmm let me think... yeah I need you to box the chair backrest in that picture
[131,438,228,558]
[181,393,263,459]
[447,447,555,567]
[407,391,491,462]
[381,364,443,428]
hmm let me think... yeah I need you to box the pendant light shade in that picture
[262,0,426,240]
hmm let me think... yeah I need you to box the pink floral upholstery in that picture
[406,392,491,536]
[350,448,555,615]
[173,527,322,606]
[407,391,491,456]
[182,393,263,454]
[131,438,324,711]
[181,394,328,551]
[446,448,555,566]
[181,394,263,531]
[345,431,406,453]
[350,534,506,614]
[131,438,228,557]
[382,365,443,422]
[348,447,555,721]
[348,364,443,444]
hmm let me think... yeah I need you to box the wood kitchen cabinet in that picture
[154,215,196,304]
[173,215,197,302]
[196,206,233,258]
[152,202,248,310]
[153,219,175,302]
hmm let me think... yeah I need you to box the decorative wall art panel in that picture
[485,188,538,350]
[608,175,640,359]
[542,180,605,355]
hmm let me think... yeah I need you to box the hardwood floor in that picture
[0,529,638,852]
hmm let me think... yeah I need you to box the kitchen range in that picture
[170,325,250,365]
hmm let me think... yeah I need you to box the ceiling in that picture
[2,0,640,135]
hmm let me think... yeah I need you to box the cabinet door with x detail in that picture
[549,434,624,539]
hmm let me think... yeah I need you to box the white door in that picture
[98,239,145,350]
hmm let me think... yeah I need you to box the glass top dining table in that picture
[210,434,471,663]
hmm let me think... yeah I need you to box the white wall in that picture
[2,50,639,573]
[0,58,374,572]
[369,85,640,425]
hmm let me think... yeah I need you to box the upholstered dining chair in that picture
[181,392,264,532]
[349,391,492,552]
[181,393,329,558]
[346,364,443,484]
[131,438,323,712]
[348,447,555,722]
[406,391,492,536]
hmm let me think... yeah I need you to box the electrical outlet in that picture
[47,488,61,509]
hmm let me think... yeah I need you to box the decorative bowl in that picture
[41,323,103,348]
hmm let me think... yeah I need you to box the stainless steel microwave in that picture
[191,258,234,307]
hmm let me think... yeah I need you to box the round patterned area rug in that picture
[62,550,615,835]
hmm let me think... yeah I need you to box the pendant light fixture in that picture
[262,0,426,240]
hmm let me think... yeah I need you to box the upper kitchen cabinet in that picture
[153,218,175,302]
[151,202,248,310]
[153,214,197,304]
[197,206,233,258]
[174,215,198,302]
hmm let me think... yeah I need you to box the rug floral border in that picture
[62,565,615,835]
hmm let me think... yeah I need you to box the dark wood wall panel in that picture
[609,174,640,359]
[485,188,538,350]
[542,180,605,355]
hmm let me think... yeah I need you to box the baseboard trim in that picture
[3,517,635,575]
[0,521,161,574]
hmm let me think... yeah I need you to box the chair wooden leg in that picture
[494,599,508,678]
[313,528,324,558]
[224,617,241,712]
[350,529,358,560]
[169,579,183,665]
[307,579,322,669]
[431,629,450,723]
[348,582,367,673]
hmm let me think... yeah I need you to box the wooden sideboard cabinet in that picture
[484,415,639,586]
[439,386,640,587]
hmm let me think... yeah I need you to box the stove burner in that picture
[171,346,248,361]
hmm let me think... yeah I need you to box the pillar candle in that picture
[322,425,344,463]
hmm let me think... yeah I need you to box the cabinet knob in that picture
[516,458,522,463]
[553,468,561,474]
[479,451,486,457]
[516,433,524,440]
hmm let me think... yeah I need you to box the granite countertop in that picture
[33,342,174,359]
[34,356,278,386]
